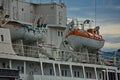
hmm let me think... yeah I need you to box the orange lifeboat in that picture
[67,28,104,41]
[66,28,105,52]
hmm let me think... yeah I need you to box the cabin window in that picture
[74,71,80,77]
[65,70,67,76]
[59,11,62,24]
[7,65,9,68]
[1,35,4,41]
[30,71,33,75]
[74,71,77,77]
[89,72,92,78]
[99,73,102,79]
[21,66,24,73]
[61,70,67,76]
[61,70,64,76]
[86,72,92,78]
[22,8,24,11]
[17,66,20,71]
[50,68,54,75]
[58,31,60,36]
[61,32,63,37]
[17,66,24,73]
[77,71,80,77]
[2,62,6,68]
[86,72,89,78]
[58,31,63,37]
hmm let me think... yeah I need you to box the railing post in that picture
[58,64,61,76]
[87,53,89,63]
[20,40,24,56]
[70,65,73,77]
[9,59,12,69]
[106,69,109,80]
[40,62,44,75]
[115,69,118,80]
[53,63,56,76]
[36,41,39,56]
[83,66,86,79]
[95,67,98,80]
[114,51,117,66]
[24,61,26,74]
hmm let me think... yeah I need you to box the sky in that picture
[64,0,120,51]
[26,0,120,51]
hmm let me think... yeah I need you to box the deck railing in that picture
[12,44,120,66]
[0,68,19,78]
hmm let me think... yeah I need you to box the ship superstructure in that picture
[0,0,120,80]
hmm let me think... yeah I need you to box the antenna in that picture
[95,0,96,26]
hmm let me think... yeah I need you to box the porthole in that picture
[22,8,24,11]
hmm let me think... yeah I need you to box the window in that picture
[17,66,24,73]
[1,35,4,41]
[61,70,64,76]
[99,73,102,79]
[77,71,80,77]
[65,70,67,76]
[86,72,89,78]
[17,66,20,71]
[58,31,60,36]
[74,71,76,77]
[86,72,92,78]
[22,8,24,11]
[58,31,63,37]
[59,11,62,24]
[2,62,6,68]
[21,66,24,73]
[74,71,80,77]
[50,69,54,75]
[61,32,63,37]
[61,70,67,76]
[89,72,92,78]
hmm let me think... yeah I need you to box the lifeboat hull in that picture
[1,22,43,43]
[67,35,104,52]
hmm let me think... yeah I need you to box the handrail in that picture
[0,43,118,66]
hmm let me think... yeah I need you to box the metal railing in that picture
[13,44,40,58]
[11,44,120,66]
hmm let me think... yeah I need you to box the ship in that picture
[0,0,120,80]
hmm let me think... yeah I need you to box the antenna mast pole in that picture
[95,0,96,26]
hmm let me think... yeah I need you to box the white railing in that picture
[11,44,119,66]
[13,44,40,58]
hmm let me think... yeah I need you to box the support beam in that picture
[106,69,109,80]
[115,69,118,80]
[24,61,26,74]
[70,65,73,77]
[40,62,44,75]
[83,66,86,79]
[9,59,12,69]
[53,63,56,76]
[58,64,61,76]
[95,67,98,80]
